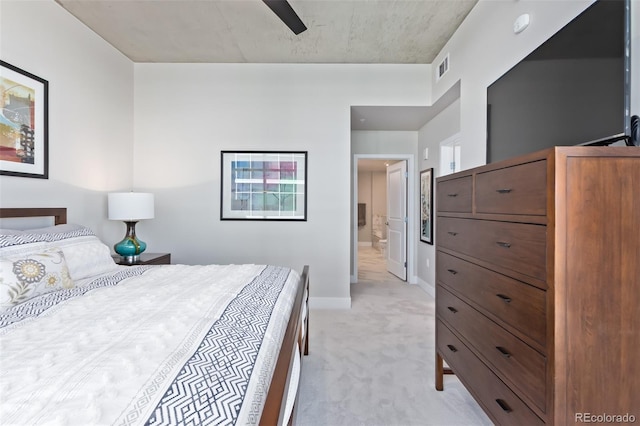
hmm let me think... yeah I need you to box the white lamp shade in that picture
[108,192,155,221]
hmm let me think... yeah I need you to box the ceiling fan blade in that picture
[262,0,307,35]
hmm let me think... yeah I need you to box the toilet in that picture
[377,236,387,256]
[372,215,387,256]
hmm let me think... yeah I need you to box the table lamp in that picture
[108,192,154,263]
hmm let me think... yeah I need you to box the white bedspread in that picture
[0,264,299,426]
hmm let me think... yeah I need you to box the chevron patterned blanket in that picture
[0,263,299,426]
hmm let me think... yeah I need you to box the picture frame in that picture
[420,168,434,244]
[221,151,307,221]
[0,61,48,179]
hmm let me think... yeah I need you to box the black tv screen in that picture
[487,0,631,163]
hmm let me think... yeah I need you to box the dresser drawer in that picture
[437,287,547,413]
[437,217,547,281]
[436,176,472,213]
[437,320,544,426]
[475,160,547,216]
[437,251,547,346]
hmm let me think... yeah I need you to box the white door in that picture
[386,161,407,280]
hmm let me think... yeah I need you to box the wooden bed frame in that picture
[0,207,309,426]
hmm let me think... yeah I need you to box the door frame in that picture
[352,153,416,284]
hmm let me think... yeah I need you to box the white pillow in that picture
[57,236,118,280]
[0,224,118,281]
[3,223,86,235]
[0,224,92,249]
[0,248,74,312]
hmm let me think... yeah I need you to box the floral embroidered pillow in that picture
[0,249,74,312]
[0,225,117,281]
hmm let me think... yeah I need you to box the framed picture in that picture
[420,168,434,244]
[221,151,307,221]
[0,61,48,179]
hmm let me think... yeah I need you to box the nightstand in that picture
[112,252,171,266]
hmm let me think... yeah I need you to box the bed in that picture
[0,207,309,426]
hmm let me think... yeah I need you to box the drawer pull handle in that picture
[447,193,458,197]
[496,188,512,194]
[446,344,458,353]
[447,306,458,314]
[496,241,511,248]
[496,294,512,303]
[448,231,458,236]
[496,346,512,358]
[495,399,513,413]
[447,269,458,275]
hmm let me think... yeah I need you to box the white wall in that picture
[133,64,429,308]
[370,171,387,238]
[416,99,460,296]
[358,172,373,245]
[0,0,134,240]
[357,172,373,244]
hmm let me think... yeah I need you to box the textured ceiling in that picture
[53,0,474,134]
[55,0,477,64]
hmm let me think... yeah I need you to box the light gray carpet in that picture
[295,247,492,426]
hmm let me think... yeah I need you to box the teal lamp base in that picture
[114,221,147,263]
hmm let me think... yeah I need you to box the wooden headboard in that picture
[0,208,67,225]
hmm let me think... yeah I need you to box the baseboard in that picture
[416,277,435,298]
[310,297,352,309]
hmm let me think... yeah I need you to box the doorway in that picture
[352,154,416,285]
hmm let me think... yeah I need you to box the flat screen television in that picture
[486,0,634,164]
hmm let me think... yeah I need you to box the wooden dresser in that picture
[435,147,639,425]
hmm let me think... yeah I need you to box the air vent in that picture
[437,54,450,81]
